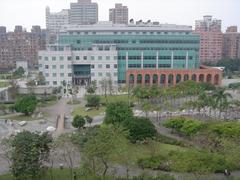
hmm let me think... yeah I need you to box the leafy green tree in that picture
[12,67,25,79]
[36,72,46,85]
[9,131,52,179]
[87,81,97,94]
[86,95,100,108]
[72,115,86,129]
[83,126,126,176]
[13,95,38,115]
[125,117,157,142]
[104,101,133,125]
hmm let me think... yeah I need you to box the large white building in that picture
[38,44,118,87]
[70,0,98,25]
[46,6,69,34]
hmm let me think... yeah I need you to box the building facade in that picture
[195,16,223,64]
[109,4,128,24]
[46,6,69,34]
[70,0,98,25]
[38,44,118,87]
[0,26,47,70]
[223,26,240,59]
[39,22,222,87]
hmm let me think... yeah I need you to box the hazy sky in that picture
[0,0,239,31]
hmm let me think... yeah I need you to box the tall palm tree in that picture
[212,88,232,119]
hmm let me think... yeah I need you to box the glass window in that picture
[60,65,64,69]
[39,64,42,68]
[60,73,64,77]
[44,57,48,61]
[60,56,64,61]
[53,81,57,85]
[84,56,87,60]
[76,56,80,60]
[106,73,111,77]
[45,65,49,69]
[98,64,102,68]
[98,56,102,60]
[91,73,95,77]
[114,56,118,60]
[38,56,42,60]
[52,65,56,69]
[53,73,57,77]
[106,64,110,68]
[68,65,72,69]
[68,73,72,77]
[67,56,72,61]
[91,65,95,69]
[45,73,49,77]
[52,57,56,61]
[106,56,110,60]
[114,64,118,69]
[98,72,102,77]
[91,56,95,60]
[114,72,118,77]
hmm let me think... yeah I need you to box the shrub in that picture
[208,122,240,138]
[137,155,170,171]
[104,101,133,125]
[72,115,86,129]
[86,95,100,108]
[163,117,204,136]
[126,117,157,142]
[13,95,37,115]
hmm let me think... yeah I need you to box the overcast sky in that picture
[0,0,239,32]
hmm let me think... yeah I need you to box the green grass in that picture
[99,94,136,104]
[38,100,58,108]
[73,106,106,117]
[0,81,10,88]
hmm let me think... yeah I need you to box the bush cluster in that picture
[163,117,204,136]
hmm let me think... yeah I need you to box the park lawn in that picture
[73,106,106,117]
[99,94,136,104]
[38,99,58,108]
[110,139,187,166]
[0,81,10,88]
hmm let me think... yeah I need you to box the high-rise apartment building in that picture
[70,0,98,25]
[0,26,47,70]
[223,26,240,59]
[109,3,128,24]
[46,6,69,34]
[194,15,223,64]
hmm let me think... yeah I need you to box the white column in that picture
[156,51,159,69]
[186,51,189,69]
[171,51,174,69]
[141,51,144,69]
[126,52,128,70]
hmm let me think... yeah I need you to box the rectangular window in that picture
[53,73,57,77]
[38,56,42,60]
[106,73,111,77]
[44,57,48,61]
[114,64,118,69]
[60,65,64,69]
[52,65,56,69]
[98,56,102,60]
[39,64,42,68]
[91,65,95,69]
[106,64,110,68]
[45,65,49,69]
[114,56,117,60]
[60,73,64,77]
[67,56,72,61]
[91,56,95,60]
[45,73,49,77]
[53,81,57,85]
[114,72,118,77]
[84,56,88,60]
[106,56,110,60]
[91,73,95,77]
[60,56,64,61]
[52,57,56,61]
[68,73,72,77]
[76,56,80,60]
[98,64,102,68]
[98,72,102,77]
[68,65,72,69]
